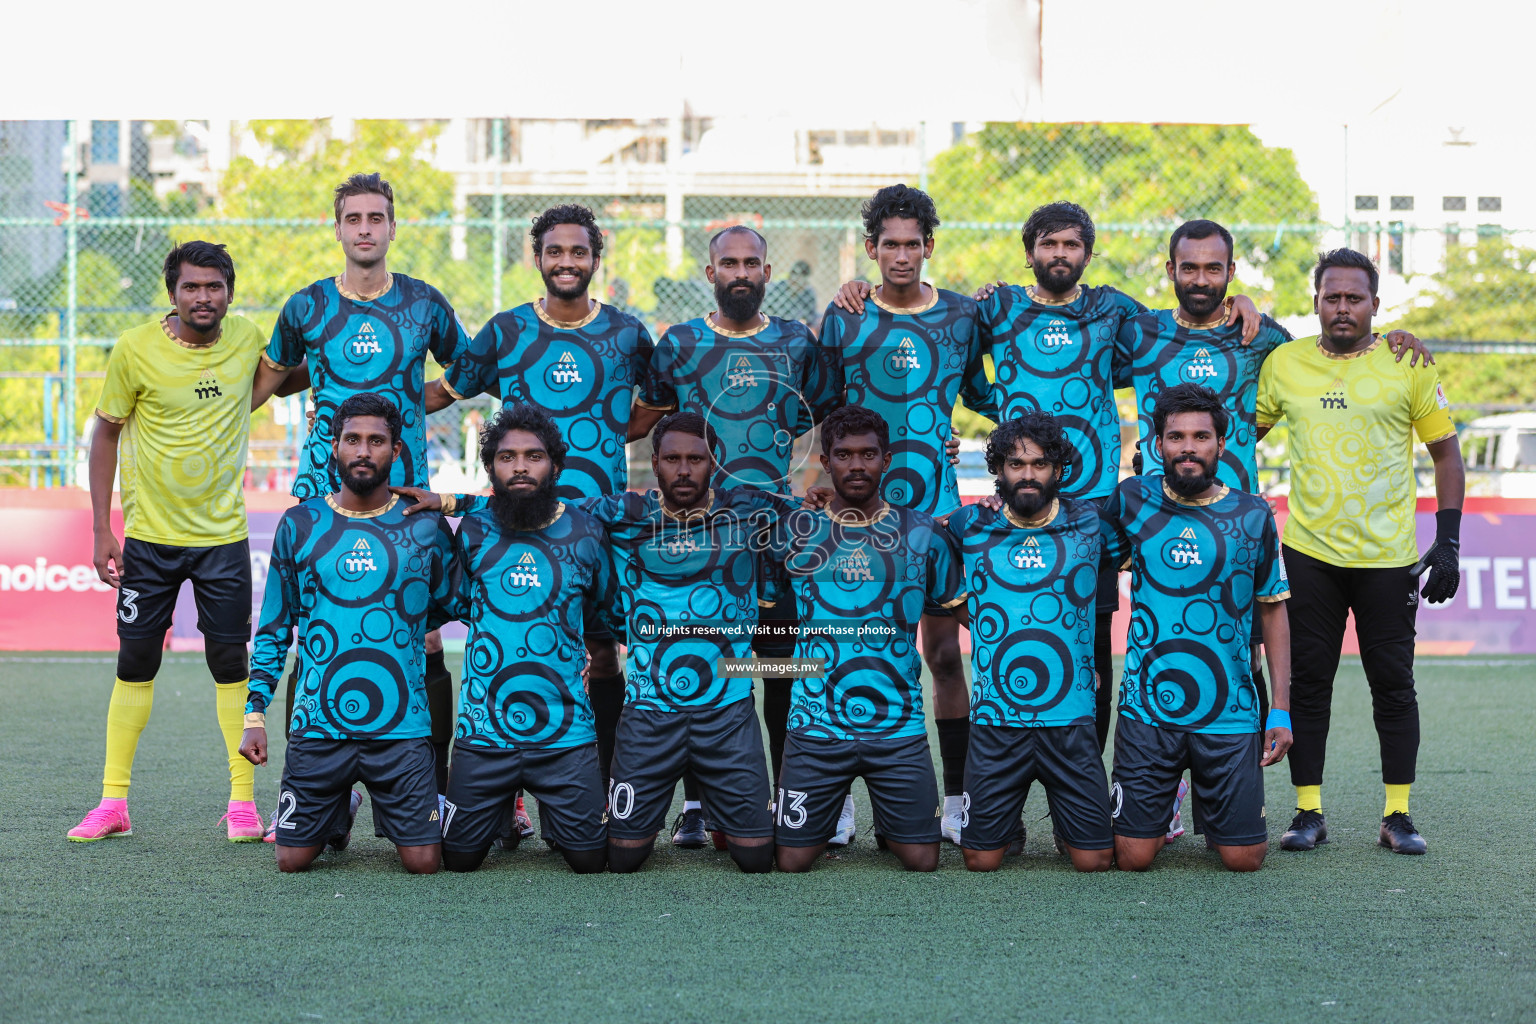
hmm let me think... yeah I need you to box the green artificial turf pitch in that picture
[1,652,1532,1023]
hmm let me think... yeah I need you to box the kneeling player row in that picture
[241,385,1291,874]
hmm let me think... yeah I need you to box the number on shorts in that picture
[276,789,297,830]
[776,788,808,829]
[118,588,141,624]
[958,792,971,829]
[609,780,636,820]
[440,799,457,837]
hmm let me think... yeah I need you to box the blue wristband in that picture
[1266,708,1292,733]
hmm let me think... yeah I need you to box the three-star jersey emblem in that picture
[344,537,377,572]
[509,551,542,588]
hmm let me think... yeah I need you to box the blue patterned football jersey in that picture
[649,314,839,494]
[978,284,1147,499]
[946,498,1105,728]
[248,495,456,740]
[444,502,611,750]
[585,487,793,713]
[770,505,967,741]
[266,274,470,499]
[441,300,666,499]
[1100,475,1289,734]
[820,288,998,516]
[1117,310,1292,492]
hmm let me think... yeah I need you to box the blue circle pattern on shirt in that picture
[778,505,965,740]
[948,499,1102,728]
[453,504,607,750]
[261,498,453,740]
[822,289,991,516]
[1119,309,1292,493]
[980,284,1147,499]
[1107,476,1287,733]
[443,302,660,500]
[268,275,469,500]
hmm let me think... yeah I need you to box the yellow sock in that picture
[1295,785,1322,812]
[102,678,155,799]
[216,681,255,803]
[1384,784,1411,817]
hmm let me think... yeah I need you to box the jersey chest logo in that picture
[194,367,223,400]
[351,322,383,356]
[835,545,875,582]
[342,537,378,574]
[1039,318,1075,352]
[550,350,584,386]
[888,336,923,374]
[726,355,757,389]
[508,551,542,589]
[1320,378,1349,410]
[1170,526,1203,567]
[1184,347,1219,381]
[1010,534,1048,571]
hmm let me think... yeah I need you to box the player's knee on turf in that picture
[204,641,248,684]
[397,843,441,875]
[116,634,164,683]
[1215,842,1266,873]
[727,837,774,874]
[442,846,490,872]
[962,847,1007,872]
[607,837,655,874]
[1114,836,1161,871]
[888,840,939,872]
[1065,844,1114,872]
[275,844,324,873]
[560,847,607,874]
[775,844,824,873]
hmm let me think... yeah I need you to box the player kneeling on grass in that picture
[769,406,968,873]
[951,414,1115,872]
[433,405,611,874]
[239,394,455,874]
[1102,384,1293,872]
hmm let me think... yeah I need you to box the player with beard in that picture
[425,204,666,795]
[252,173,469,820]
[810,184,998,846]
[593,413,794,874]
[435,404,611,873]
[1115,221,1431,842]
[945,413,1114,871]
[1099,384,1293,872]
[239,393,455,873]
[769,406,968,873]
[635,226,840,848]
[1256,249,1463,856]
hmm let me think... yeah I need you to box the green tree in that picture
[1396,237,1536,408]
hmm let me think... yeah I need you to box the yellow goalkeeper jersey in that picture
[1256,334,1456,568]
[95,314,265,547]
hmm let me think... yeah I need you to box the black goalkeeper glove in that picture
[1415,509,1462,605]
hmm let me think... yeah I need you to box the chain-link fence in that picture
[3,118,1534,489]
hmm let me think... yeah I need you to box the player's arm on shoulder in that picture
[830,281,872,314]
[1383,326,1434,367]
[1223,293,1261,345]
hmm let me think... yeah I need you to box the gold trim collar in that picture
[326,493,399,519]
[1172,299,1233,331]
[869,284,938,315]
[336,273,394,303]
[1026,284,1082,307]
[1162,479,1229,507]
[535,299,602,330]
[659,490,715,522]
[824,502,892,527]
[1002,498,1059,529]
[1316,334,1381,361]
[160,314,220,349]
[527,501,566,530]
[706,312,769,338]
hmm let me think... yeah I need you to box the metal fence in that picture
[3,118,1534,488]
